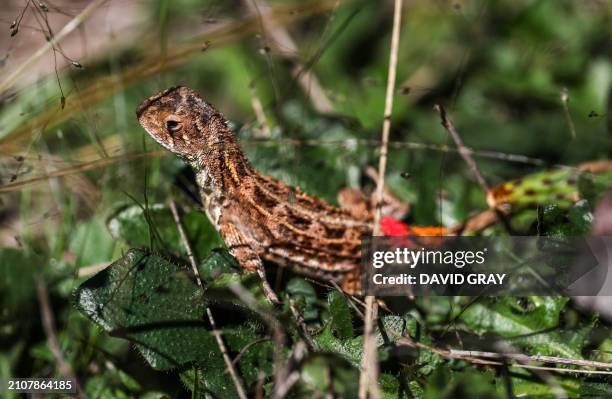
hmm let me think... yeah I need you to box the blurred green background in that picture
[0,0,611,397]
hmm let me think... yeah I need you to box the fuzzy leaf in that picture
[459,297,585,358]
[75,248,272,397]
[327,291,354,340]
[75,249,215,370]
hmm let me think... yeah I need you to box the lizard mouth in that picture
[135,86,184,118]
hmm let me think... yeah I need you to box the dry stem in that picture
[360,1,403,398]
[397,338,612,375]
[169,199,248,399]
[36,278,84,398]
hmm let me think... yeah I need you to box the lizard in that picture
[136,86,426,303]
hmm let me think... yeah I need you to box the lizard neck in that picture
[190,123,252,194]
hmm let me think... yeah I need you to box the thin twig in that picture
[360,1,403,398]
[494,342,566,399]
[228,282,283,332]
[169,199,248,399]
[360,299,379,399]
[450,349,612,369]
[433,104,489,193]
[35,277,84,399]
[205,308,249,399]
[0,150,166,193]
[397,338,612,375]
[76,262,111,277]
[0,0,342,152]
[0,0,108,97]
[168,200,204,286]
[288,297,317,351]
[450,209,498,235]
[272,371,301,399]
[255,370,266,399]
[434,104,513,233]
[1,137,568,194]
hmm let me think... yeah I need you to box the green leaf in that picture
[197,248,240,281]
[460,297,584,358]
[180,361,242,399]
[75,249,215,370]
[107,203,176,249]
[508,367,580,397]
[139,392,171,399]
[84,365,147,399]
[301,354,359,398]
[579,381,612,397]
[107,204,222,260]
[287,278,319,322]
[579,170,612,206]
[243,103,367,203]
[0,249,39,337]
[380,373,402,399]
[566,200,593,234]
[423,368,499,399]
[381,315,404,343]
[70,217,116,267]
[0,249,38,307]
[539,201,592,236]
[75,248,273,397]
[314,324,363,368]
[327,291,354,340]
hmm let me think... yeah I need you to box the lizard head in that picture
[136,86,221,162]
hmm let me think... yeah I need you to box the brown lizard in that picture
[136,86,379,303]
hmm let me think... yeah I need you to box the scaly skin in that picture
[136,86,372,299]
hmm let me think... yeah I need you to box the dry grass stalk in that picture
[0,0,108,97]
[169,199,248,399]
[359,0,403,398]
[36,277,85,398]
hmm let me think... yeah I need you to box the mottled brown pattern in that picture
[137,86,372,295]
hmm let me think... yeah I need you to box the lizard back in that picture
[137,86,370,294]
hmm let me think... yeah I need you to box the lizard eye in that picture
[166,119,182,134]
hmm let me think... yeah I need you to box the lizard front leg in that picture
[219,221,280,305]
